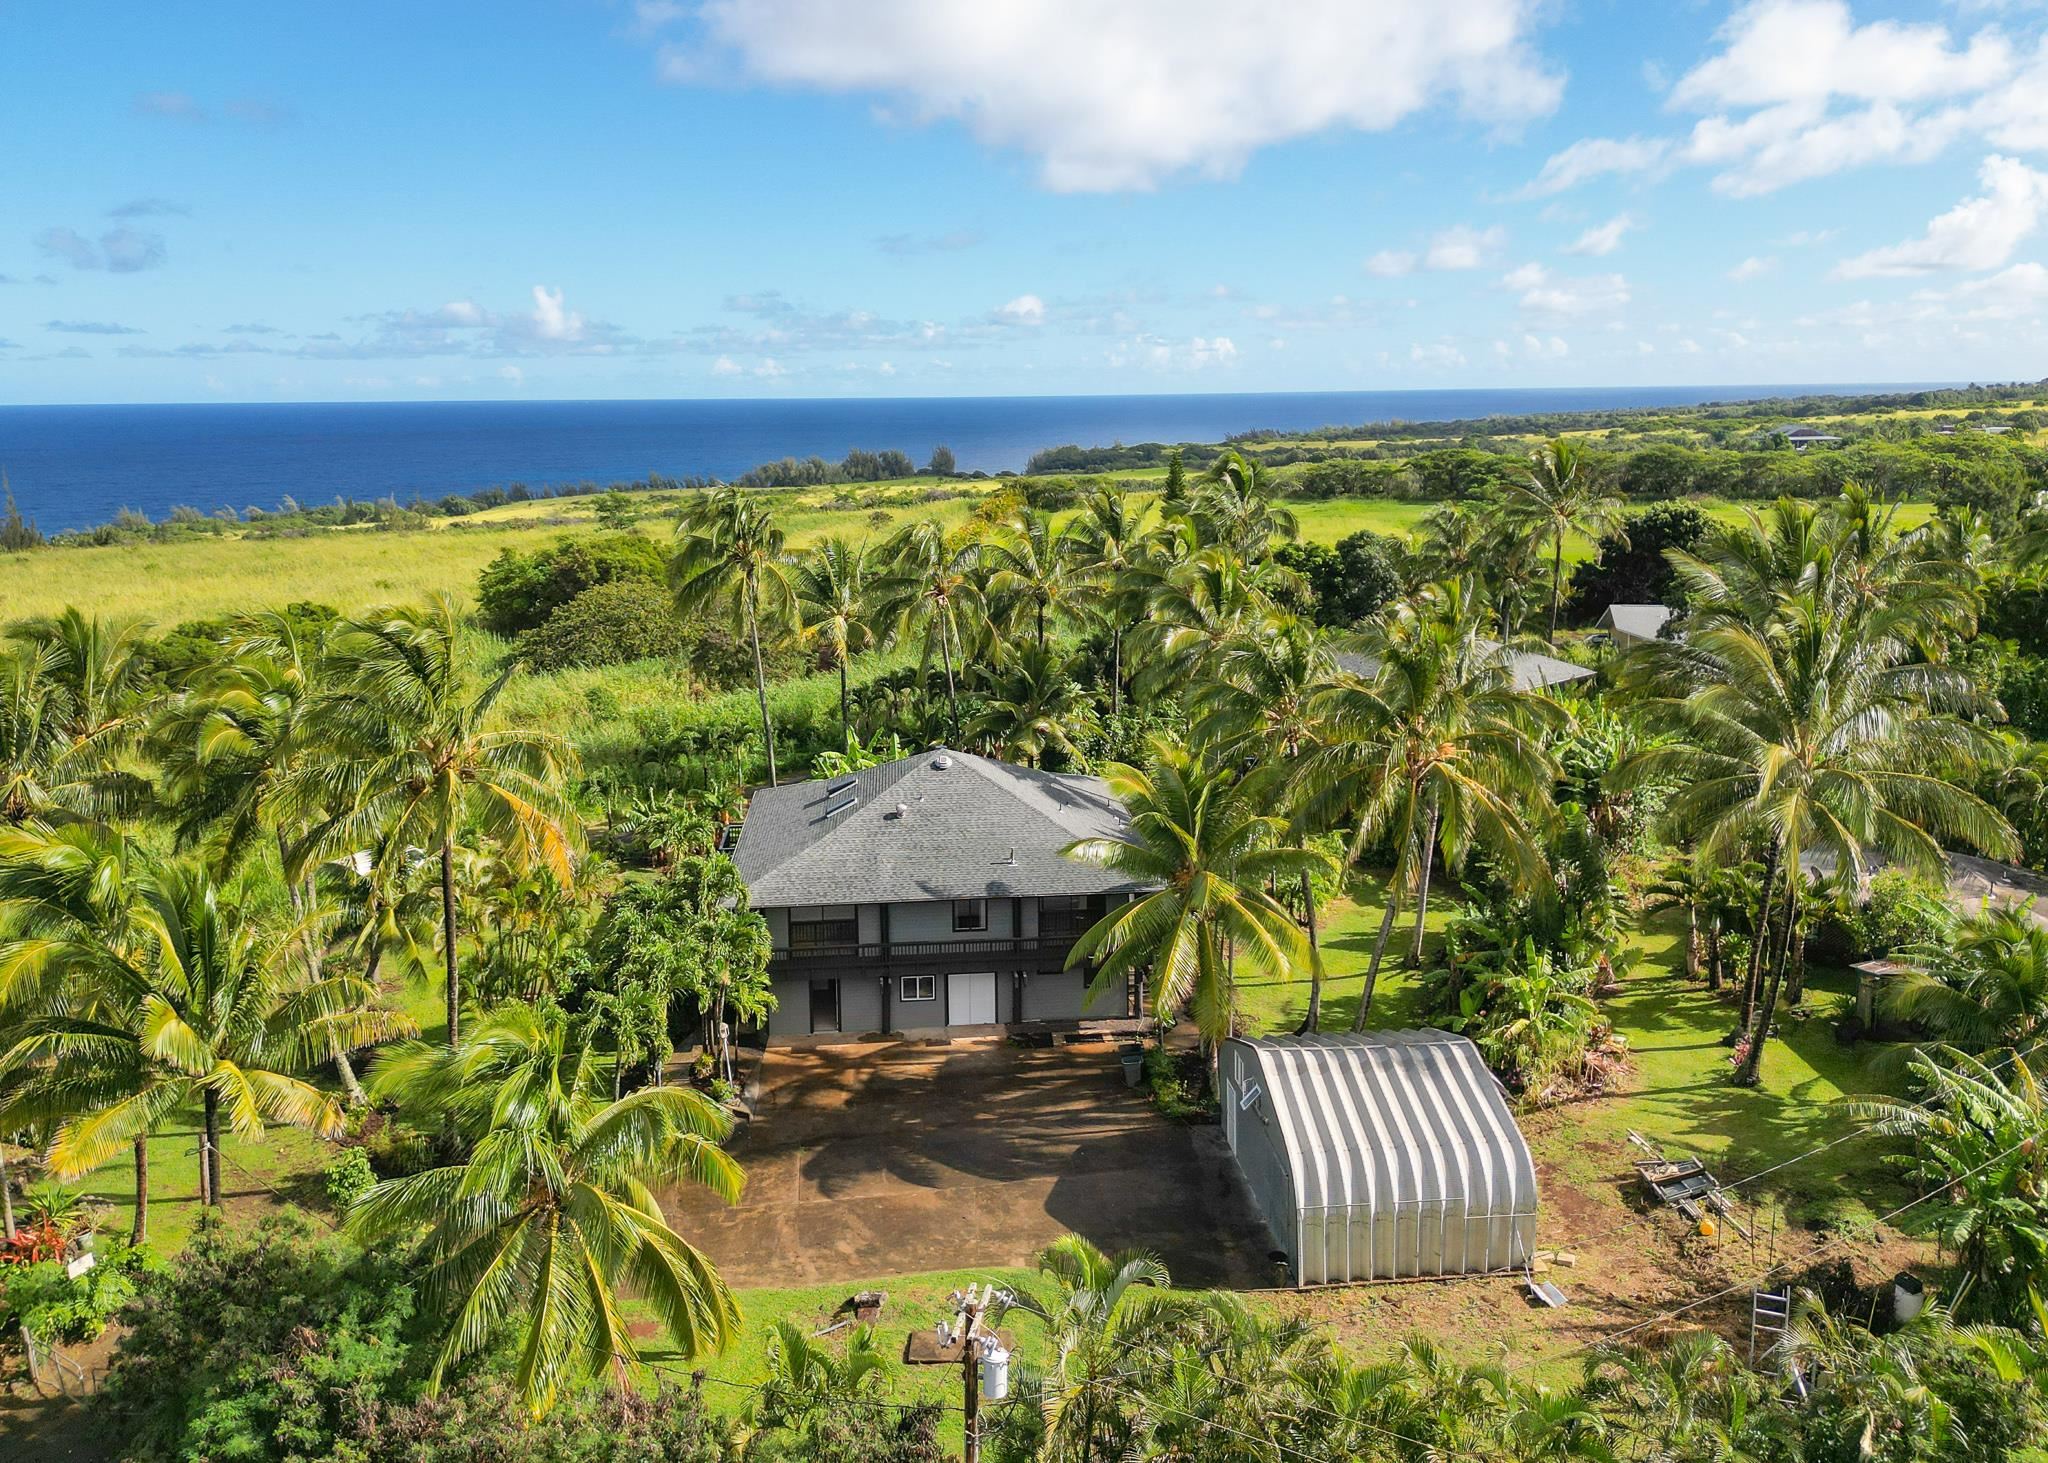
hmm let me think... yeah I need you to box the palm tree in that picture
[1847,1048,2048,1314]
[789,537,878,751]
[0,645,135,824]
[671,485,800,785]
[0,824,407,1231]
[1070,484,1152,718]
[286,595,579,1047]
[997,1235,1184,1463]
[746,1319,889,1440]
[1136,546,1293,697]
[1882,904,2048,1062]
[1195,449,1298,559]
[348,1002,742,1415]
[1190,614,1339,1029]
[1504,438,1626,643]
[152,613,374,1102]
[874,520,984,741]
[985,508,1087,651]
[1621,583,2013,1085]
[965,644,1096,767]
[1063,744,1327,1061]
[1296,596,1561,1028]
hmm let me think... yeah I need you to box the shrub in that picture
[1832,868,1956,959]
[0,1238,155,1343]
[95,1212,422,1462]
[321,1146,377,1214]
[520,579,692,671]
[475,534,668,636]
[1143,1044,1216,1123]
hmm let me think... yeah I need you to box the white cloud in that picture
[530,285,583,341]
[1409,342,1467,368]
[1529,3,2032,197]
[1365,249,1417,278]
[1671,1,2012,110]
[35,225,166,273]
[712,355,743,376]
[1506,263,1630,317]
[1422,224,1504,270]
[1562,213,1636,256]
[1728,255,1776,281]
[1108,332,1241,370]
[1518,136,1670,198]
[996,292,1047,323]
[1836,153,2048,276]
[498,364,524,385]
[678,0,1563,191]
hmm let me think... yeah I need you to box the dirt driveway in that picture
[665,1036,1274,1289]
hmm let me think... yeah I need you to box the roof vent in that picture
[895,802,909,817]
[822,794,858,818]
[826,777,858,795]
[931,754,954,770]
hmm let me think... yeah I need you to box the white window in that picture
[900,974,936,1001]
[952,898,988,933]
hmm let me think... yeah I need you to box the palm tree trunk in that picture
[440,837,461,1048]
[1353,893,1400,1032]
[295,864,366,1106]
[838,655,851,752]
[1298,870,1324,1034]
[1035,603,1045,651]
[1738,873,1800,1086]
[1683,902,1701,979]
[1548,528,1564,644]
[1110,623,1122,720]
[0,1143,13,1241]
[1706,916,1724,991]
[1406,806,1440,968]
[131,1138,148,1245]
[200,1088,222,1207]
[1740,843,1780,1033]
[938,614,961,742]
[746,574,778,786]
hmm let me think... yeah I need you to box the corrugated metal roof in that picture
[1224,1030,1538,1281]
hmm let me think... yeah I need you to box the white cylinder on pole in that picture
[979,1340,1010,1401]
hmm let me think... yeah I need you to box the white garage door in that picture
[948,972,998,1025]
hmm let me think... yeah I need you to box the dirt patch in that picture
[664,1036,1274,1289]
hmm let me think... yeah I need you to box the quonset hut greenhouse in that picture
[1219,1030,1540,1286]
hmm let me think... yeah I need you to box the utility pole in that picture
[958,1283,989,1463]
[906,1283,1009,1463]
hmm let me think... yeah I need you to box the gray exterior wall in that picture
[756,894,1133,1038]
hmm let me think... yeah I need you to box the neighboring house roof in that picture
[734,748,1145,909]
[1780,424,1838,439]
[1595,603,1674,641]
[1333,639,1594,693]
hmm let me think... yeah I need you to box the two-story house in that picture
[733,747,1148,1038]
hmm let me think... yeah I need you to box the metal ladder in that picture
[1749,1288,1792,1368]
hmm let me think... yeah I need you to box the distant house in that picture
[1594,603,1674,650]
[1775,424,1842,452]
[733,748,1146,1039]
[1333,639,1594,693]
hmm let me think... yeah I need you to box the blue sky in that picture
[7,1,2048,403]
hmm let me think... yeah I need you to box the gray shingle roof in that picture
[1333,638,1593,693]
[733,748,1145,909]
[1595,603,1674,640]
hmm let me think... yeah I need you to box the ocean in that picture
[0,385,1937,534]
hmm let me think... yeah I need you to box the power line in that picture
[1506,1132,2036,1378]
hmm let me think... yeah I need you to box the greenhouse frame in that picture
[1219,1030,1540,1286]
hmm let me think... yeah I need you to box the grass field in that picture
[0,490,1936,627]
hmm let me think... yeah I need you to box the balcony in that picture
[769,933,1086,976]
